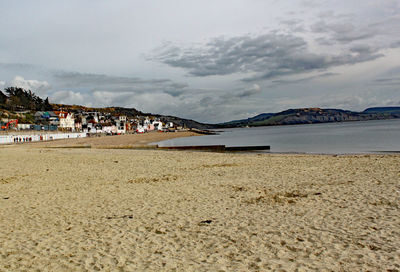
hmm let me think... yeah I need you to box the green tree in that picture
[0,90,7,106]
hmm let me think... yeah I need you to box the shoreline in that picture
[6,129,396,155]
[24,130,201,148]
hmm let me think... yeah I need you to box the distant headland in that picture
[216,107,400,128]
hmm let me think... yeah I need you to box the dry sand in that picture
[28,131,200,148]
[0,144,399,271]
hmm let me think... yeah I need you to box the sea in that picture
[156,119,400,154]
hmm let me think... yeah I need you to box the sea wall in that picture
[0,132,87,144]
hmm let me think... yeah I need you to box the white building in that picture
[102,124,117,134]
[116,116,126,134]
[144,117,151,127]
[58,112,75,131]
[152,120,163,131]
[136,125,146,133]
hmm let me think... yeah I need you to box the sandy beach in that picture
[0,139,399,271]
[27,131,201,148]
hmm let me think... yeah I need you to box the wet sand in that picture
[0,145,399,271]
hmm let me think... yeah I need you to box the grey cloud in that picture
[300,0,328,8]
[55,72,169,87]
[199,96,213,107]
[236,84,261,98]
[350,44,374,54]
[236,89,259,98]
[310,21,329,33]
[313,72,338,78]
[164,89,185,97]
[0,62,51,84]
[0,62,36,70]
[280,19,302,26]
[315,37,335,46]
[331,30,374,43]
[2,63,191,98]
[145,84,265,122]
[311,11,400,47]
[279,19,306,33]
[152,33,307,77]
[271,72,339,85]
[7,75,51,96]
[374,77,400,86]
[390,41,400,48]
[316,11,355,21]
[152,32,384,82]
[311,20,376,43]
[53,71,188,95]
[92,91,134,107]
[382,66,400,76]
[243,48,382,82]
[52,90,85,105]
[217,84,262,105]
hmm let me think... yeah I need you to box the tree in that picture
[3,87,52,111]
[44,97,52,110]
[0,90,7,105]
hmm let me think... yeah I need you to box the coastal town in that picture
[0,87,188,144]
[1,110,175,134]
[0,109,180,144]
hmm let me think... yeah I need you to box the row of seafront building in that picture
[2,110,176,134]
[0,110,177,144]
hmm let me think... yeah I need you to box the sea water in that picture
[156,119,400,154]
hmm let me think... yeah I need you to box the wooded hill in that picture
[0,87,52,111]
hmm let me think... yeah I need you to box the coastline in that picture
[0,145,399,271]
[155,119,400,155]
[26,130,201,148]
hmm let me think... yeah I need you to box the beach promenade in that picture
[0,134,399,271]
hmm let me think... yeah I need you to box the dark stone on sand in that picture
[199,220,213,225]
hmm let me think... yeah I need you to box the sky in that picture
[1,0,400,123]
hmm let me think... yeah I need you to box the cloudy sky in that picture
[1,0,400,123]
